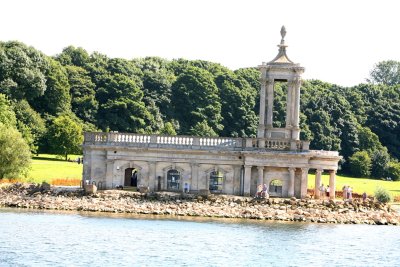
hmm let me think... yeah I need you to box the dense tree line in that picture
[0,41,399,179]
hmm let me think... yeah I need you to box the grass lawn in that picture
[308,173,400,198]
[26,154,83,184]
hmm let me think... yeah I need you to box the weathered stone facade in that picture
[82,27,341,199]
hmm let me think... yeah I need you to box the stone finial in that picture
[280,26,286,43]
[267,26,293,64]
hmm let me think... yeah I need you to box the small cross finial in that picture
[280,26,286,42]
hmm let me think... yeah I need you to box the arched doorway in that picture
[167,169,181,190]
[209,171,223,193]
[124,168,138,187]
[269,179,283,197]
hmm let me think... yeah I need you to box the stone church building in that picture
[82,27,341,199]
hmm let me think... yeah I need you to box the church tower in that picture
[257,26,305,147]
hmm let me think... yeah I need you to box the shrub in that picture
[374,187,392,203]
[386,161,400,181]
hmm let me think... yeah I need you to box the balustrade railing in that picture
[83,132,310,151]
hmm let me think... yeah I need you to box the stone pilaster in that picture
[106,160,115,189]
[243,165,252,196]
[257,166,264,188]
[314,169,323,199]
[288,167,295,197]
[191,163,199,191]
[329,170,336,200]
[148,161,156,191]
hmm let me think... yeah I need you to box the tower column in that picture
[258,76,266,137]
[285,82,293,128]
[266,80,274,136]
[291,77,301,140]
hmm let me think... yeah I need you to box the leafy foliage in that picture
[374,187,392,203]
[171,66,223,134]
[46,114,83,160]
[0,41,399,178]
[349,151,371,177]
[371,149,390,178]
[368,60,400,86]
[386,161,400,181]
[189,120,218,137]
[0,122,31,179]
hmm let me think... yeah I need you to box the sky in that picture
[1,0,399,87]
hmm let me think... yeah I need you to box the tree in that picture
[0,93,16,127]
[215,72,257,137]
[189,120,218,137]
[357,125,383,154]
[0,41,48,102]
[32,58,71,115]
[160,122,177,135]
[56,46,90,67]
[12,99,46,152]
[371,149,390,178]
[386,161,400,181]
[65,66,98,123]
[96,74,154,132]
[368,60,400,86]
[171,66,223,134]
[349,151,371,177]
[47,114,83,160]
[0,123,31,179]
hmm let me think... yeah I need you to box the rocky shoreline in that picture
[1,183,399,225]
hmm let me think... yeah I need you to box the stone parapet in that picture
[83,132,311,152]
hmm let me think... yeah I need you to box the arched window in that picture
[167,169,181,190]
[209,171,223,193]
[269,179,283,196]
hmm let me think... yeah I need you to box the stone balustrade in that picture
[84,132,311,152]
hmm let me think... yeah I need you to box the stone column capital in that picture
[288,167,296,172]
[315,168,323,174]
[244,165,252,169]
[265,78,274,85]
[301,167,309,173]
[257,166,264,170]
[289,76,301,85]
[329,170,337,175]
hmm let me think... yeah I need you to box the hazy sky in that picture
[1,0,399,86]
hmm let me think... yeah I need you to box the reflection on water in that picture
[0,208,399,267]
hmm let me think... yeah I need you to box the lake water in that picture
[1,208,399,267]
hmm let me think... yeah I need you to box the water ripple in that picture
[0,208,399,267]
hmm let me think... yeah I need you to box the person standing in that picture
[342,185,348,201]
[348,186,353,200]
[326,185,330,199]
[320,184,326,200]
[362,192,367,202]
